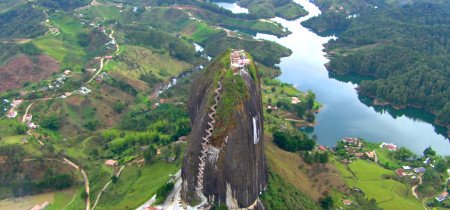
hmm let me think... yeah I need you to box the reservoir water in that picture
[214,0,449,155]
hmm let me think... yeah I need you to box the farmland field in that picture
[336,159,422,210]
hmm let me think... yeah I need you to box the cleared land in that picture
[334,159,422,210]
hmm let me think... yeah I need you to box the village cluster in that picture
[335,137,449,203]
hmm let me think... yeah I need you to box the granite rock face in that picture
[181,50,267,209]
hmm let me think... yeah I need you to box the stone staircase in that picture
[194,81,222,203]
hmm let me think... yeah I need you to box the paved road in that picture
[162,170,183,210]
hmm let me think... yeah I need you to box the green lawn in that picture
[50,13,86,36]
[335,159,422,210]
[46,187,84,210]
[95,162,179,210]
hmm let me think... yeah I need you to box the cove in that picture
[215,0,450,155]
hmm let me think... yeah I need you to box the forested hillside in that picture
[303,0,450,131]
[0,3,46,39]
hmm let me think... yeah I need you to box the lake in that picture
[215,0,450,155]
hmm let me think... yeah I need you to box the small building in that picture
[380,142,397,151]
[64,70,71,75]
[402,166,411,170]
[178,136,187,142]
[25,114,33,122]
[27,122,37,130]
[423,157,431,165]
[343,137,360,145]
[436,191,448,202]
[105,159,118,167]
[6,111,18,119]
[159,98,167,104]
[95,57,102,60]
[413,167,426,174]
[318,145,327,151]
[342,199,352,205]
[291,97,301,104]
[395,168,406,177]
[12,99,23,107]
[365,151,375,160]
[104,55,113,59]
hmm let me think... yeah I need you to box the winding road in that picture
[91,165,126,210]
[63,157,91,210]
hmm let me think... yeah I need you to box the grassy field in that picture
[335,159,422,210]
[0,187,79,210]
[81,5,123,22]
[104,45,193,81]
[264,133,345,201]
[33,35,85,71]
[95,162,179,210]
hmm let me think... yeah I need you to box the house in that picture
[64,70,71,75]
[159,98,167,104]
[105,159,118,167]
[157,148,161,155]
[6,111,17,119]
[380,142,397,151]
[343,137,360,145]
[104,55,113,59]
[318,145,327,151]
[436,191,448,202]
[423,157,431,165]
[25,115,33,122]
[342,199,352,205]
[395,168,406,177]
[12,99,23,107]
[291,97,301,104]
[365,151,375,160]
[402,166,411,170]
[413,167,426,174]
[27,122,37,130]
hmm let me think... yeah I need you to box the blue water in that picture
[215,0,450,155]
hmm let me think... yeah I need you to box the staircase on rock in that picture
[195,81,222,197]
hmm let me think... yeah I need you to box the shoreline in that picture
[326,64,449,138]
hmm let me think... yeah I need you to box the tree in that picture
[393,147,414,161]
[114,101,125,113]
[320,196,334,209]
[434,159,447,174]
[144,145,157,164]
[15,124,28,135]
[40,115,60,130]
[111,175,118,183]
[306,90,315,110]
[423,146,436,157]
[84,120,99,131]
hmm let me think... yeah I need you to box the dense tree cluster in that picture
[0,3,47,39]
[306,0,450,127]
[37,0,90,11]
[273,130,315,152]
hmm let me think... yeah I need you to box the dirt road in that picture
[91,165,126,210]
